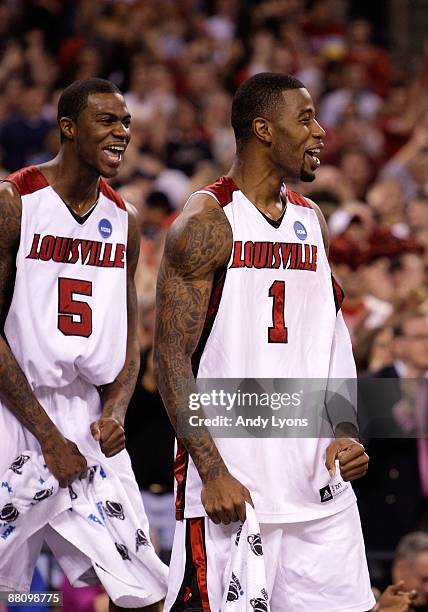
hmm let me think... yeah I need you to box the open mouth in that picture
[102,144,126,165]
[305,148,321,171]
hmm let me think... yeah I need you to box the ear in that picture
[59,117,75,142]
[392,558,406,582]
[252,117,273,144]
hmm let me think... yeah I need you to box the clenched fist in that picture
[90,417,125,457]
[325,438,369,481]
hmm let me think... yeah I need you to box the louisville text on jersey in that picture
[26,234,126,268]
[230,241,318,271]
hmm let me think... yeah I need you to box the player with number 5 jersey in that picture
[5,167,128,388]
[0,78,167,610]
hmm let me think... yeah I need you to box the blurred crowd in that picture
[2,0,428,604]
[1,0,428,371]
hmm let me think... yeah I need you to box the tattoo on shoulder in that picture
[0,182,21,250]
[165,204,232,277]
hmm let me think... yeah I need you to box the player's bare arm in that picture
[308,197,369,481]
[154,195,253,524]
[0,182,87,486]
[92,203,140,458]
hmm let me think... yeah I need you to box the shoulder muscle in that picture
[164,194,233,278]
[0,181,22,250]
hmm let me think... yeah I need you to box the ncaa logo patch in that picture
[293,220,307,241]
[98,218,113,239]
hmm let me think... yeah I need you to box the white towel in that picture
[221,503,271,612]
[0,451,168,607]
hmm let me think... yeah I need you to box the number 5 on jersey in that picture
[58,277,93,337]
[268,280,288,343]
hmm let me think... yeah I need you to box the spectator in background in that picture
[354,325,394,373]
[374,581,417,611]
[164,98,213,177]
[0,85,52,171]
[140,191,175,239]
[366,178,408,237]
[355,311,428,555]
[318,62,382,130]
[338,147,373,200]
[382,124,428,201]
[346,18,391,98]
[391,532,428,610]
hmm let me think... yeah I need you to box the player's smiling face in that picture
[75,92,131,178]
[269,88,325,182]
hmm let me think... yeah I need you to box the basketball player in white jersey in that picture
[154,73,375,611]
[0,79,167,610]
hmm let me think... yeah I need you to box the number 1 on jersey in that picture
[268,280,288,343]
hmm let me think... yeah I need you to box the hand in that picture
[325,437,369,481]
[201,472,253,525]
[40,430,87,488]
[90,417,125,457]
[375,581,417,611]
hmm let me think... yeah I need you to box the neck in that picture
[39,149,101,213]
[228,151,286,217]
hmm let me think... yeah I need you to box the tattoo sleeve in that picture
[154,196,233,483]
[0,183,57,442]
[101,203,140,425]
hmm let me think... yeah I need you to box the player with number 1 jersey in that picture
[155,73,374,612]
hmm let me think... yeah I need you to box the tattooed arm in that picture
[154,194,253,524]
[0,182,87,486]
[93,203,140,457]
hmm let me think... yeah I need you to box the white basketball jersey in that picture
[176,176,356,522]
[4,166,128,389]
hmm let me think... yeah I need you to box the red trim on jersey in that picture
[200,175,238,208]
[191,269,226,376]
[286,188,311,208]
[175,440,189,520]
[331,274,345,313]
[100,178,126,210]
[189,519,210,612]
[174,176,235,522]
[3,166,48,195]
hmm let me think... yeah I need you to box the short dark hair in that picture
[231,72,305,145]
[146,190,173,214]
[57,78,122,124]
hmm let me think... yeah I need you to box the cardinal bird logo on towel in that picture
[33,487,54,503]
[235,524,243,546]
[9,454,30,475]
[105,500,125,520]
[0,503,19,524]
[250,589,269,612]
[115,542,130,561]
[135,529,150,552]
[247,533,263,556]
[227,572,244,602]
